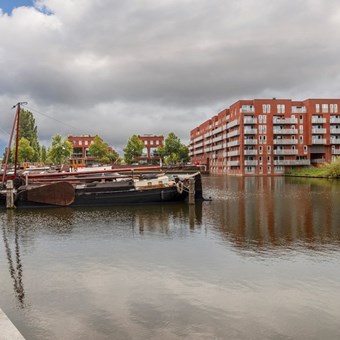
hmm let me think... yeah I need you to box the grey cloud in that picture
[1,0,340,152]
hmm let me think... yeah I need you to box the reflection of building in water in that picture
[2,212,26,308]
[206,177,340,249]
[132,204,203,234]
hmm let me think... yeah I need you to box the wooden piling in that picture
[188,177,195,205]
[6,180,15,209]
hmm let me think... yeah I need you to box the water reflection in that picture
[204,176,340,251]
[2,210,26,308]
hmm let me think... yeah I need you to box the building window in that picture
[277,104,285,114]
[259,146,263,154]
[85,141,88,146]
[79,141,82,146]
[299,136,303,144]
[335,104,338,113]
[322,104,328,113]
[262,104,267,113]
[316,104,320,113]
[267,166,271,173]
[267,146,271,153]
[263,135,267,144]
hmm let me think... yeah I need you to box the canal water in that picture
[1,176,340,340]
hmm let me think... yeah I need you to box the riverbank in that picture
[286,160,340,178]
[0,308,25,339]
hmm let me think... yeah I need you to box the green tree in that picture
[19,109,40,161]
[123,135,144,164]
[88,135,110,163]
[40,145,47,163]
[18,137,35,163]
[48,134,73,165]
[158,132,189,165]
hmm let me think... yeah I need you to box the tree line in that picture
[2,109,189,166]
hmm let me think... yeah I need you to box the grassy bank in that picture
[286,158,340,178]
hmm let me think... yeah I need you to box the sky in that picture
[1,0,340,155]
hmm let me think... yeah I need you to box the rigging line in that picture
[0,126,10,136]
[25,105,82,133]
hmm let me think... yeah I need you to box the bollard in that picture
[188,177,195,205]
[6,180,16,209]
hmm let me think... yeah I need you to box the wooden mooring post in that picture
[6,180,15,209]
[188,177,195,205]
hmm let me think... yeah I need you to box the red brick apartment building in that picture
[189,99,340,175]
[137,135,164,164]
[68,135,96,167]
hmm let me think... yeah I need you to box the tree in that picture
[40,145,47,163]
[158,132,189,165]
[18,137,35,163]
[19,109,40,162]
[47,134,73,165]
[88,135,110,163]
[123,135,144,164]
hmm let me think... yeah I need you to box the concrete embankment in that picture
[0,308,25,340]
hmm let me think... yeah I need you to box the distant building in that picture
[137,135,164,164]
[68,135,96,168]
[189,98,340,175]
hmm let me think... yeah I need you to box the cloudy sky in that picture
[1,0,340,154]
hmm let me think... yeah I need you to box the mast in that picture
[1,102,27,185]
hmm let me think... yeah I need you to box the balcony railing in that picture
[244,150,258,155]
[312,118,326,123]
[273,149,298,155]
[273,117,298,124]
[226,130,240,138]
[244,160,258,166]
[330,139,340,144]
[273,160,311,166]
[227,161,240,166]
[244,128,257,134]
[312,128,326,134]
[226,120,239,129]
[273,139,298,145]
[244,118,257,124]
[330,128,340,134]
[227,140,240,147]
[244,139,257,145]
[332,148,340,154]
[330,117,340,124]
[273,128,297,134]
[227,150,240,157]
[312,139,327,144]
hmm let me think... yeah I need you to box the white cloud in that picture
[1,0,340,152]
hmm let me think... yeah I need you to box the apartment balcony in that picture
[312,118,326,123]
[240,107,255,113]
[273,160,311,166]
[227,161,240,166]
[273,128,297,134]
[188,151,193,157]
[312,128,327,134]
[273,139,298,145]
[330,139,340,144]
[273,149,299,155]
[194,149,204,155]
[212,127,223,135]
[227,140,240,147]
[212,136,223,143]
[312,139,327,144]
[244,128,257,134]
[227,150,240,157]
[245,168,256,174]
[204,147,213,152]
[243,117,257,124]
[226,130,240,138]
[332,148,340,155]
[226,120,240,129]
[193,135,203,143]
[330,117,340,124]
[273,117,298,124]
[244,139,257,145]
[212,144,223,151]
[244,150,258,155]
[244,160,258,166]
[204,131,212,138]
[330,128,340,134]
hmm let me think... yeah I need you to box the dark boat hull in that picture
[1,172,203,209]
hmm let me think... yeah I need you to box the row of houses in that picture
[189,98,340,175]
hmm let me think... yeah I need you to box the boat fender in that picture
[176,181,184,194]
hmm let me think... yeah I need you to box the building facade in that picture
[68,135,96,168]
[189,98,340,175]
[137,135,164,164]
